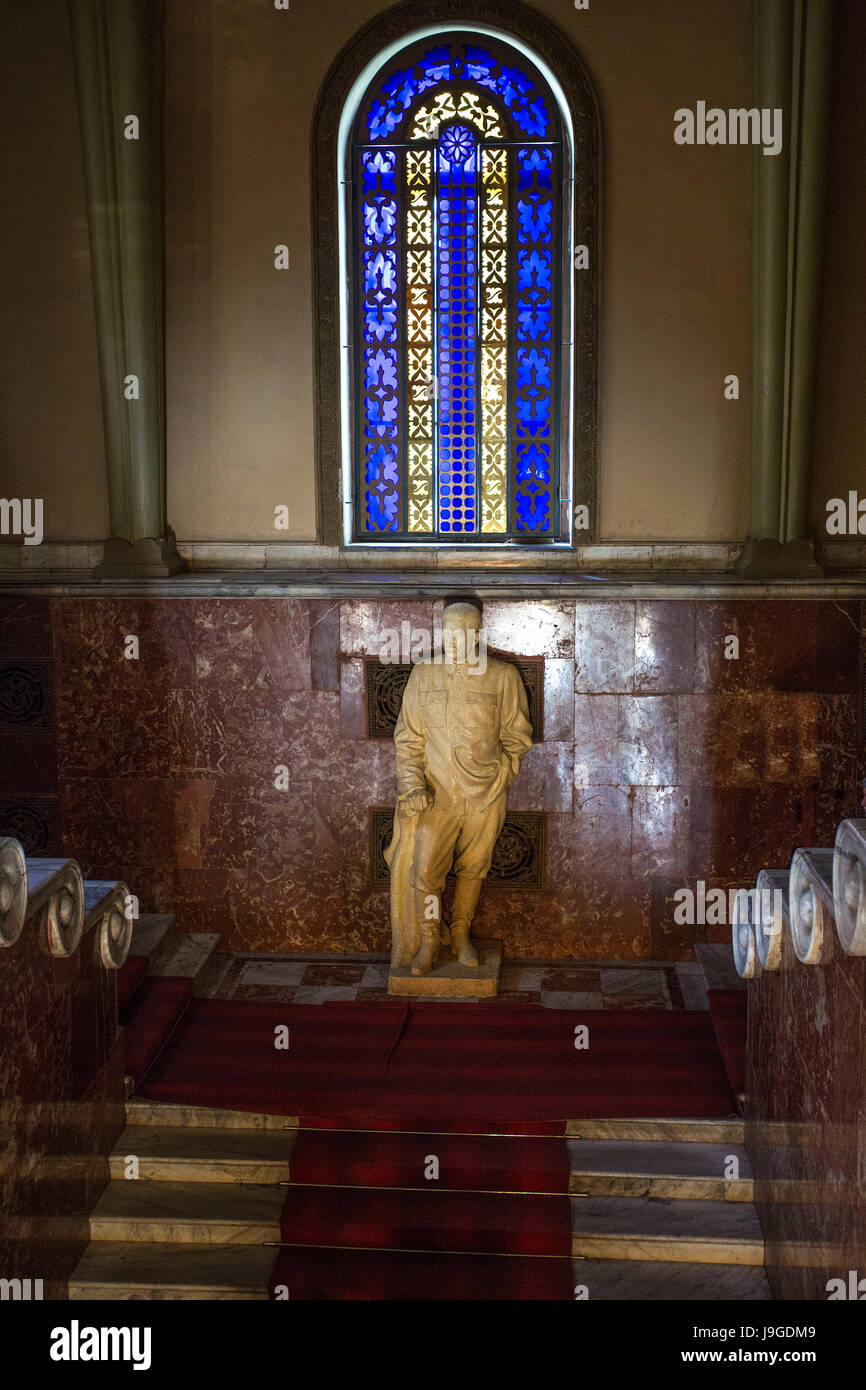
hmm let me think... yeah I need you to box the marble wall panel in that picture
[574,694,620,785]
[572,786,631,880]
[309,600,341,692]
[0,734,57,797]
[509,742,574,813]
[339,600,435,657]
[24,597,862,959]
[339,659,367,739]
[634,601,696,693]
[543,659,576,742]
[688,784,817,880]
[631,786,689,879]
[0,596,53,657]
[574,602,635,693]
[0,597,58,852]
[618,695,678,785]
[483,600,575,659]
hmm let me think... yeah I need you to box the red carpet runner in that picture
[269,1128,573,1300]
[136,998,736,1300]
[140,999,736,1127]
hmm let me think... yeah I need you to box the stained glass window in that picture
[350,36,566,541]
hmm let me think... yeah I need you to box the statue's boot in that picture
[450,877,483,967]
[410,884,441,975]
[410,920,440,976]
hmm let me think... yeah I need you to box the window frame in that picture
[312,1,600,552]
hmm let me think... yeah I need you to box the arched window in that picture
[312,6,598,550]
[349,35,568,542]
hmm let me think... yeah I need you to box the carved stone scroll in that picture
[788,848,834,965]
[0,836,28,947]
[754,868,788,972]
[731,886,761,979]
[832,818,866,956]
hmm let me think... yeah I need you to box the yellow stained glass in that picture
[405,149,434,532]
[410,91,503,140]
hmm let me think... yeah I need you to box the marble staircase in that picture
[567,1118,771,1299]
[60,886,774,1302]
[69,1111,772,1300]
[69,1103,299,1300]
[127,915,227,997]
[118,917,227,1091]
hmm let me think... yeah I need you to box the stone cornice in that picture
[1,570,864,600]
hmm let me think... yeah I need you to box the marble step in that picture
[130,914,177,964]
[193,950,234,999]
[110,1125,297,1183]
[565,1118,744,1144]
[147,932,221,995]
[126,1100,297,1132]
[695,942,746,993]
[572,1259,772,1300]
[570,1196,764,1265]
[88,1179,285,1244]
[568,1140,753,1201]
[69,1243,275,1301]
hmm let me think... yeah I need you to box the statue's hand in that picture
[400,789,433,814]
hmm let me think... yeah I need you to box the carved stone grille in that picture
[0,661,53,731]
[0,799,58,855]
[370,806,544,890]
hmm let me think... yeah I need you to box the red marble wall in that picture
[746,922,866,1300]
[30,596,862,961]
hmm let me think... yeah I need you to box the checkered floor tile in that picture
[206,955,699,1009]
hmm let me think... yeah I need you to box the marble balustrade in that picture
[731,819,866,977]
[737,819,866,1300]
[0,838,132,1299]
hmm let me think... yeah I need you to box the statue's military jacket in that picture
[393,657,533,816]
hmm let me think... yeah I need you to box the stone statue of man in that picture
[386,603,533,977]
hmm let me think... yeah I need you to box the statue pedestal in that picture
[388,938,502,999]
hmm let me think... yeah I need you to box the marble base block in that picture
[388,939,502,998]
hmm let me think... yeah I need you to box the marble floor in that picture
[203,955,708,1011]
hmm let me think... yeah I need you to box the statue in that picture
[385,603,533,979]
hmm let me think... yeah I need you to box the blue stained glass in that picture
[362,149,396,193]
[361,149,401,531]
[463,47,495,84]
[417,46,453,88]
[366,42,550,140]
[517,198,552,242]
[519,494,550,530]
[521,147,553,186]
